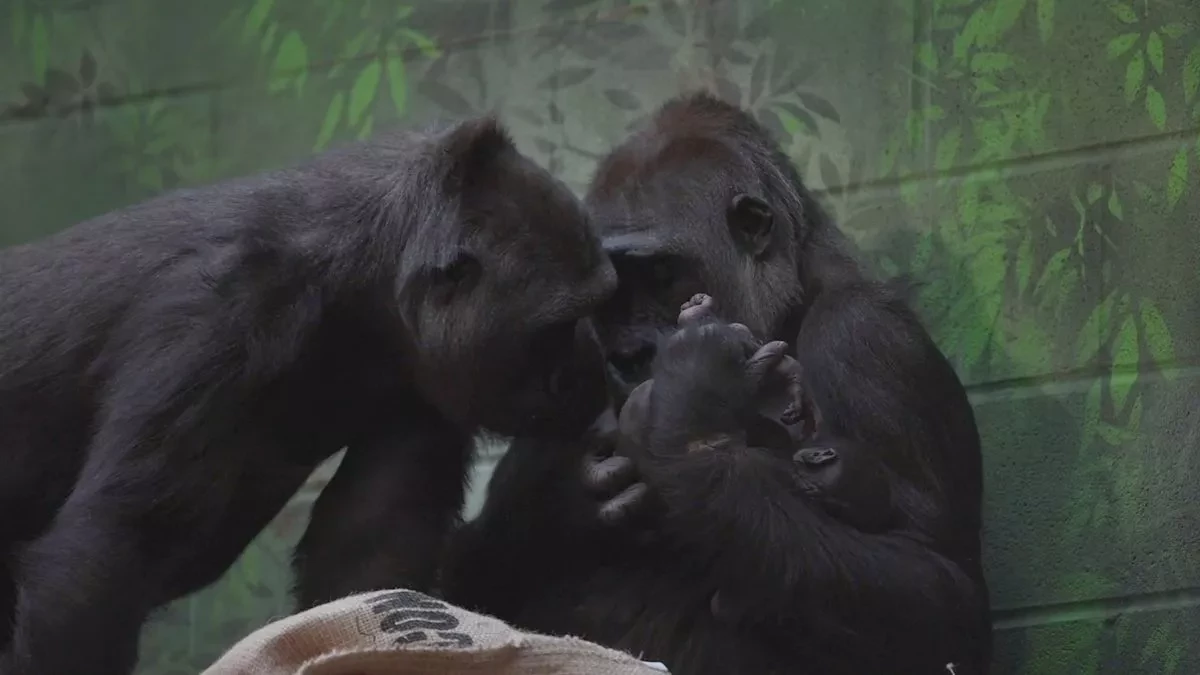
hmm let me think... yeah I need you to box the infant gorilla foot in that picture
[744,339,813,440]
[678,293,756,344]
[678,293,715,326]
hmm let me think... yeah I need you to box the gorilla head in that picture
[585,92,860,391]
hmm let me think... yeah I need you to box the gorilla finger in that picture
[745,341,788,382]
[597,483,650,524]
[588,407,619,444]
[728,322,755,341]
[584,455,638,494]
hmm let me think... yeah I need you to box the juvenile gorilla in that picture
[618,293,893,534]
[441,93,991,675]
[0,117,614,675]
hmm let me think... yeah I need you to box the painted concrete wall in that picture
[1,0,1197,673]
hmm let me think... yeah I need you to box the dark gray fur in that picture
[0,116,615,675]
[441,92,991,675]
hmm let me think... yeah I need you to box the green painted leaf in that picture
[314,92,344,151]
[934,128,962,171]
[1162,22,1188,39]
[1036,0,1054,42]
[1184,46,1200,102]
[935,13,965,30]
[1034,247,1071,299]
[387,55,407,114]
[1107,188,1124,220]
[259,22,278,57]
[985,0,1029,45]
[357,113,375,140]
[1125,51,1145,104]
[243,0,274,41]
[953,9,988,63]
[779,109,803,137]
[1107,33,1139,60]
[1139,301,1177,373]
[1076,291,1115,365]
[349,61,382,126]
[1111,315,1139,410]
[1147,32,1164,74]
[340,31,370,61]
[31,16,48,82]
[1087,182,1103,204]
[1167,145,1188,207]
[916,41,938,72]
[1108,2,1138,24]
[271,31,308,94]
[971,52,1012,73]
[957,292,1002,372]
[401,29,440,59]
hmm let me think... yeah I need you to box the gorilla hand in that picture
[581,408,651,526]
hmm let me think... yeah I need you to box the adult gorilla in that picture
[440,92,991,675]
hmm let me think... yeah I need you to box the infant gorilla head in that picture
[616,293,893,533]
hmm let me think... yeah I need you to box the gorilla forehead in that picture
[585,138,749,259]
[586,94,769,240]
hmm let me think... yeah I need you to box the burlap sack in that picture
[204,589,670,675]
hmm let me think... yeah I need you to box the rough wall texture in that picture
[0,0,1197,673]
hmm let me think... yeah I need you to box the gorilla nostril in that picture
[609,344,656,378]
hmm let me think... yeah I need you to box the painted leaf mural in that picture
[0,0,1196,673]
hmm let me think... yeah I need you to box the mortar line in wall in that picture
[992,585,1200,630]
[814,125,1200,202]
[965,362,1200,404]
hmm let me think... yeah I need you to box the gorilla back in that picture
[0,116,614,675]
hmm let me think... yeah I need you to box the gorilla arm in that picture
[438,415,647,620]
[637,446,981,635]
[630,286,987,666]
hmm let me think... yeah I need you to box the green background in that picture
[1,0,1198,672]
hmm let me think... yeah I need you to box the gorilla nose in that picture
[608,343,656,382]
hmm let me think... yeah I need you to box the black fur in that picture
[0,116,615,675]
[440,93,990,675]
[617,296,893,535]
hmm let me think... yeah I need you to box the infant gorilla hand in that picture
[581,408,650,526]
[615,293,812,463]
[675,294,813,445]
[677,294,810,430]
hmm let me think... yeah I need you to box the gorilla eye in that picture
[433,253,481,289]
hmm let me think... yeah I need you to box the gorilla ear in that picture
[441,116,513,185]
[727,194,774,258]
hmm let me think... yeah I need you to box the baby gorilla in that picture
[618,294,894,533]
